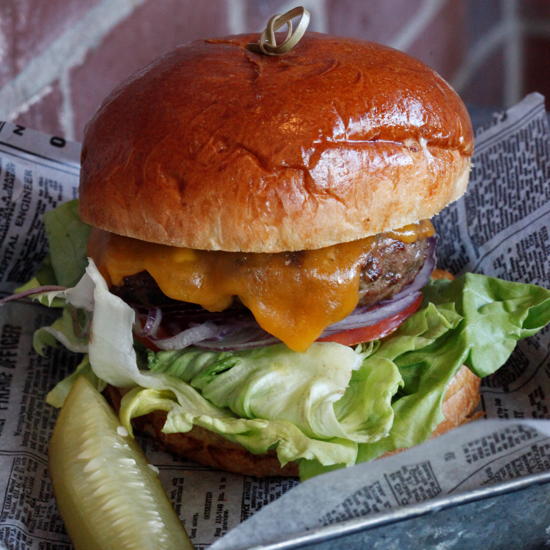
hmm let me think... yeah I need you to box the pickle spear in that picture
[49,376,194,550]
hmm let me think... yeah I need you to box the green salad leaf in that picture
[300,274,550,479]
[423,274,550,377]
[46,356,106,408]
[147,343,394,443]
[43,199,91,287]
[15,200,90,309]
[120,384,357,467]
[16,255,57,290]
[33,305,89,355]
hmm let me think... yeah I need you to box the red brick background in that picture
[1,0,549,140]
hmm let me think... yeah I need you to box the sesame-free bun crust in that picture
[106,365,480,478]
[80,33,473,252]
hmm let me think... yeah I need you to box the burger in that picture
[12,32,550,480]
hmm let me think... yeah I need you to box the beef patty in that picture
[112,235,432,312]
[358,235,431,306]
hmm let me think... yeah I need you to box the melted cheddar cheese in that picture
[88,220,434,352]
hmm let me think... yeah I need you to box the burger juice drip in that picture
[88,221,434,352]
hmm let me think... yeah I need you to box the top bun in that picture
[79,33,473,252]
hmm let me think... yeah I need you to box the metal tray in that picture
[251,468,550,548]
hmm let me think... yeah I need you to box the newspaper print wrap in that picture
[0,93,548,549]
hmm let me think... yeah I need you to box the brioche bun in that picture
[89,31,477,477]
[79,33,473,252]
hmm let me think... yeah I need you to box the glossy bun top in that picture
[80,32,473,251]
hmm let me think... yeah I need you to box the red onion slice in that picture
[0,285,67,306]
[195,325,278,351]
[154,322,221,350]
[319,291,422,336]
[143,290,422,352]
[142,307,162,338]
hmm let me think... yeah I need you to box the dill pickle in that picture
[49,376,193,550]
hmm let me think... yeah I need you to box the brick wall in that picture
[1,0,549,141]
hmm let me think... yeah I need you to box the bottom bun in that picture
[105,365,480,478]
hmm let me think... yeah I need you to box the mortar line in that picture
[227,0,246,34]
[503,0,522,107]
[450,21,508,93]
[389,0,448,51]
[0,0,146,120]
[59,72,75,140]
[6,85,53,119]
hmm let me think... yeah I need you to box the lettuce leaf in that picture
[43,200,91,287]
[146,341,405,445]
[423,274,550,377]
[147,344,386,442]
[15,200,90,309]
[33,305,89,355]
[46,356,105,408]
[300,274,550,479]
[24,195,550,481]
[16,255,58,289]
[120,385,357,467]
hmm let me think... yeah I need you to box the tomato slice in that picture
[317,293,424,346]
